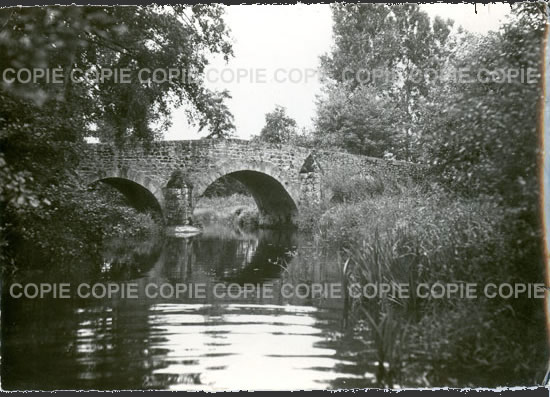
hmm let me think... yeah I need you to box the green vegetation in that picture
[254,105,298,144]
[314,3,454,160]
[2,181,162,275]
[310,183,544,387]
[194,194,258,229]
[0,5,234,274]
[292,3,547,387]
[0,3,546,387]
[253,105,314,147]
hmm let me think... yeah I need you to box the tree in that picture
[419,5,547,331]
[423,3,545,207]
[0,5,235,205]
[257,105,297,144]
[321,4,454,96]
[0,5,235,145]
[314,83,405,157]
[0,5,235,272]
[315,4,454,160]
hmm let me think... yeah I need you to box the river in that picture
[1,222,378,390]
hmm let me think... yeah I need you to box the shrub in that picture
[235,208,259,229]
[2,182,163,275]
[325,168,387,203]
[341,190,546,387]
[194,194,259,229]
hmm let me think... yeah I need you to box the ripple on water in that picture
[145,303,363,390]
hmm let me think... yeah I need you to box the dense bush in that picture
[303,3,547,387]
[194,193,259,229]
[297,166,545,386]
[320,186,546,387]
[325,170,386,203]
[296,168,405,234]
[2,182,162,275]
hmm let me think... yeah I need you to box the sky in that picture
[165,3,512,141]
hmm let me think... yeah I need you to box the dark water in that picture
[1,223,373,390]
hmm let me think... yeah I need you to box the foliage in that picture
[289,127,317,148]
[308,6,547,385]
[195,193,255,209]
[314,4,454,160]
[422,4,544,213]
[256,105,298,144]
[234,207,259,229]
[324,167,394,204]
[315,84,405,157]
[0,3,547,387]
[166,169,193,188]
[302,182,546,387]
[202,175,250,197]
[194,193,258,229]
[2,182,161,275]
[321,4,453,89]
[0,5,235,273]
[0,5,235,144]
[294,202,325,234]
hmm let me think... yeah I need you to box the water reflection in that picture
[2,223,369,390]
[150,223,297,285]
[145,304,360,391]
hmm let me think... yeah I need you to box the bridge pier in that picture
[163,170,194,228]
[163,186,193,226]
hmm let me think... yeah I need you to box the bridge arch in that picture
[193,161,299,226]
[84,169,165,214]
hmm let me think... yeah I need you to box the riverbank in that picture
[194,194,259,229]
[1,182,163,276]
[299,181,546,387]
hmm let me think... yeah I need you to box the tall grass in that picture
[324,166,402,204]
[305,178,546,387]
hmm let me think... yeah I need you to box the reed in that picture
[321,184,545,387]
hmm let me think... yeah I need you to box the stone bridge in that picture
[77,139,419,227]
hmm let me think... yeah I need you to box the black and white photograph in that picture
[0,2,548,391]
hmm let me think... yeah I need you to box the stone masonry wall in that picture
[77,139,422,225]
